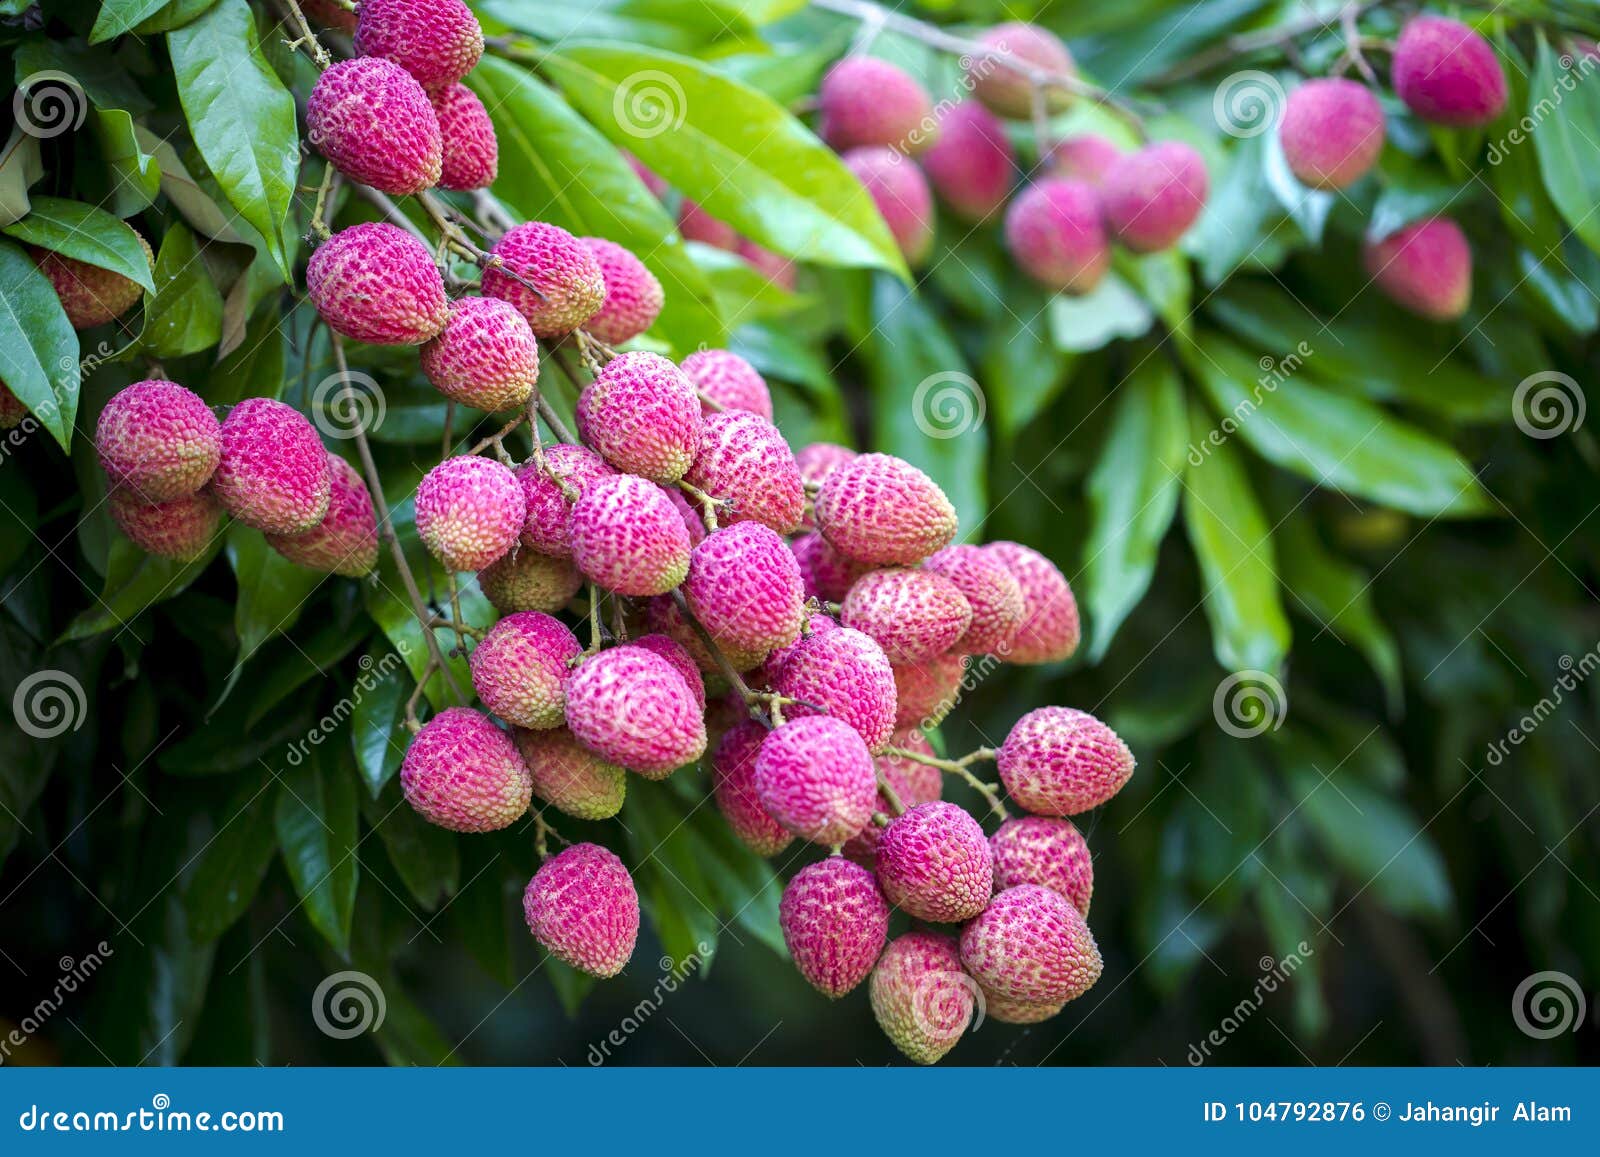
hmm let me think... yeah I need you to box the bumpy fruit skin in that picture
[920,101,1015,221]
[568,474,692,596]
[1392,15,1507,127]
[771,626,898,752]
[682,410,804,534]
[0,385,26,429]
[477,548,583,613]
[95,380,220,502]
[401,707,532,832]
[970,22,1076,118]
[516,443,615,558]
[819,56,937,154]
[419,297,538,411]
[841,568,972,662]
[843,729,943,862]
[212,398,332,535]
[522,843,639,978]
[960,883,1102,1005]
[795,441,857,531]
[31,235,151,329]
[791,532,864,604]
[306,58,442,195]
[996,706,1135,816]
[430,82,498,190]
[991,816,1093,916]
[627,634,706,713]
[983,989,1065,1025]
[307,222,450,345]
[737,239,796,291]
[1362,217,1472,322]
[1048,134,1121,186]
[870,932,975,1065]
[756,611,836,688]
[469,611,582,730]
[984,541,1079,664]
[712,721,793,856]
[108,489,223,561]
[678,200,738,249]
[483,221,606,338]
[266,452,379,576]
[564,646,707,778]
[924,544,1024,655]
[583,238,664,345]
[415,455,525,570]
[354,0,483,91]
[683,523,805,670]
[842,147,935,267]
[892,652,966,731]
[754,716,878,846]
[681,349,773,420]
[1279,79,1384,190]
[514,727,625,820]
[576,351,702,482]
[781,857,890,998]
[876,802,994,922]
[1004,178,1109,294]
[1101,142,1209,253]
[814,453,957,567]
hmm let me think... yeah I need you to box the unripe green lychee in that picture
[402,706,532,832]
[1362,217,1472,322]
[754,715,878,845]
[682,410,804,534]
[1004,178,1110,294]
[814,453,957,568]
[568,474,692,597]
[969,22,1076,119]
[430,82,498,190]
[892,652,966,731]
[516,443,616,558]
[95,379,220,502]
[420,297,538,412]
[712,720,794,856]
[469,611,582,730]
[683,523,805,671]
[583,237,663,345]
[841,567,972,662]
[265,451,379,577]
[771,626,898,752]
[991,815,1093,916]
[819,56,937,154]
[1101,142,1209,253]
[870,931,976,1065]
[484,221,606,338]
[681,349,774,420]
[108,488,223,561]
[306,57,442,195]
[1279,78,1385,190]
[996,706,1135,816]
[876,801,993,922]
[30,232,152,330]
[476,548,583,614]
[514,727,625,821]
[307,222,450,345]
[576,351,703,482]
[415,454,526,571]
[920,100,1015,221]
[924,544,1024,655]
[522,842,639,978]
[564,645,707,778]
[353,0,484,90]
[1392,15,1507,127]
[960,883,1102,1005]
[983,540,1079,664]
[842,147,935,267]
[781,857,890,999]
[212,398,332,536]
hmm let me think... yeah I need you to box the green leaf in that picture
[1082,357,1187,660]
[980,309,1074,439]
[226,524,325,660]
[350,646,412,797]
[133,125,248,244]
[142,221,223,357]
[1531,34,1600,258]
[92,109,162,217]
[1184,333,1492,518]
[0,239,77,449]
[167,0,297,278]
[688,240,802,325]
[2,195,155,293]
[363,782,459,913]
[60,534,224,642]
[137,0,220,34]
[0,126,44,227]
[1182,397,1291,675]
[90,0,173,43]
[623,789,720,971]
[1047,272,1153,352]
[184,777,279,942]
[544,42,907,279]
[274,745,360,957]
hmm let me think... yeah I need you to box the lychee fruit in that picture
[920,100,1015,221]
[568,474,692,596]
[419,296,538,412]
[818,56,937,154]
[469,611,582,730]
[755,611,837,688]
[791,532,864,604]
[430,81,498,190]
[683,523,805,670]
[712,720,793,856]
[415,454,525,571]
[522,842,639,978]
[959,883,1102,1005]
[892,652,967,731]
[564,645,706,777]
[678,200,738,249]
[736,239,796,291]
[353,0,483,90]
[583,238,663,345]
[1391,14,1507,127]
[870,931,975,1065]
[1100,141,1209,253]
[514,726,625,821]
[31,233,152,330]
[754,715,878,845]
[990,815,1093,916]
[401,706,532,832]
[108,489,223,562]
[95,379,220,502]
[626,634,706,714]
[307,222,450,345]
[781,857,890,998]
[1362,217,1472,322]
[681,349,773,420]
[477,548,583,614]
[813,453,957,567]
[876,801,993,922]
[1278,78,1385,190]
[842,730,944,863]
[483,221,606,338]
[265,451,379,576]
[1048,133,1121,186]
[682,410,804,534]
[984,540,1079,664]
[795,441,857,531]
[983,989,1065,1025]
[841,147,935,267]
[306,57,442,195]
[923,544,1024,655]
[212,398,332,536]
[575,350,702,482]
[770,626,898,752]
[516,443,616,558]
[969,22,1076,118]
[1004,178,1110,294]
[996,705,1135,816]
[841,567,972,662]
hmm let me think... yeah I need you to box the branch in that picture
[1147,0,1385,86]
[881,744,1008,820]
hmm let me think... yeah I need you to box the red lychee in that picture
[770,626,898,752]
[401,706,532,832]
[306,57,442,195]
[522,843,639,978]
[1391,15,1507,127]
[781,857,890,999]
[1100,141,1209,253]
[108,489,224,562]
[575,351,702,482]
[567,474,692,597]
[870,931,976,1065]
[818,56,937,154]
[430,81,498,190]
[31,233,152,330]
[1048,134,1121,186]
[754,715,878,846]
[583,238,663,345]
[920,100,1015,221]
[996,705,1135,816]
[876,801,994,922]
[483,221,606,338]
[514,727,626,821]
[1004,178,1110,294]
[415,454,525,571]
[515,443,616,558]
[960,883,1102,1005]
[95,379,220,502]
[712,720,793,856]
[265,451,379,577]
[307,222,450,345]
[564,645,706,778]
[841,567,972,663]
[983,540,1079,664]
[681,349,773,421]
[813,453,957,567]
[1279,78,1385,190]
[892,652,967,731]
[842,147,935,267]
[469,611,582,730]
[1362,217,1472,322]
[353,0,483,91]
[212,398,332,536]
[924,544,1024,655]
[419,296,538,411]
[791,532,864,604]
[990,815,1094,916]
[682,523,805,671]
[682,410,804,534]
[969,22,1076,118]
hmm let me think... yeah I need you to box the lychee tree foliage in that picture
[0,0,1597,1068]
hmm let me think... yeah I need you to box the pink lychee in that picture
[626,634,706,714]
[842,729,944,863]
[924,544,1024,655]
[430,81,498,190]
[681,349,773,420]
[419,296,538,411]
[516,443,616,558]
[920,101,1015,221]
[30,234,151,330]
[307,222,450,345]
[469,611,582,730]
[870,931,975,1065]
[876,801,993,922]
[483,221,606,338]
[818,56,937,154]
[791,532,865,604]
[712,720,793,856]
[754,715,878,845]
[1362,217,1472,322]
[568,474,692,597]
[1278,78,1385,190]
[212,398,332,536]
[678,200,738,249]
[771,626,898,752]
[476,548,583,614]
[306,57,441,195]
[108,489,223,562]
[814,453,957,567]
[575,350,703,482]
[354,0,483,90]
[265,451,379,577]
[564,645,707,777]
[1048,134,1121,186]
[892,652,967,731]
[522,843,639,978]
[842,147,935,267]
[415,454,525,570]
[682,410,804,534]
[983,540,1079,664]
[781,857,890,998]
[969,22,1076,118]
[514,727,625,821]
[683,523,805,670]
[991,815,1094,916]
[95,379,220,502]
[1392,15,1508,127]
[795,441,857,531]
[841,567,972,662]
[959,883,1102,1005]
[996,706,1135,815]
[401,706,532,832]
[736,239,796,291]
[582,238,663,345]
[1004,178,1110,294]
[755,611,837,688]
[983,989,1065,1025]
[1100,141,1209,253]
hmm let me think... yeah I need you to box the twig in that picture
[876,771,907,816]
[674,479,727,533]
[1147,0,1385,85]
[881,744,1008,819]
[279,0,332,69]
[667,589,802,726]
[308,163,338,242]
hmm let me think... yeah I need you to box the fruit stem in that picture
[345,184,433,245]
[876,772,907,816]
[308,163,338,242]
[674,479,725,532]
[585,582,605,653]
[404,659,438,732]
[880,744,1008,819]
[465,410,527,460]
[418,190,549,301]
[279,0,333,70]
[696,390,726,413]
[1146,0,1384,85]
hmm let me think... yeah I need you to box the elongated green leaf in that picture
[623,789,720,972]
[544,42,907,279]
[0,126,44,227]
[350,646,412,797]
[90,0,172,43]
[167,0,296,278]
[1531,34,1600,258]
[60,532,224,642]
[1082,358,1188,660]
[1048,272,1152,352]
[226,524,325,659]
[0,239,76,449]
[275,745,360,957]
[980,309,1074,438]
[2,195,155,292]
[363,783,459,913]
[184,777,279,942]
[93,109,162,217]
[143,221,223,357]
